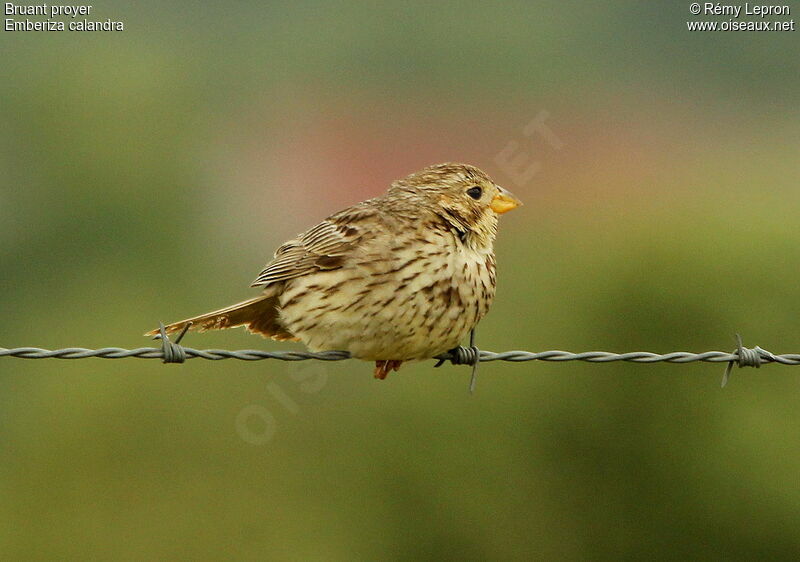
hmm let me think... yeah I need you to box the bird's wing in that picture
[250,204,376,287]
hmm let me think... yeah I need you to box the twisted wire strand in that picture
[2,346,799,365]
[3,324,795,391]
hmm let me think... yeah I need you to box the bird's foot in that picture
[374,360,403,380]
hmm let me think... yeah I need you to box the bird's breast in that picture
[278,232,497,360]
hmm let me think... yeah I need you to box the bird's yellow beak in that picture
[490,186,522,214]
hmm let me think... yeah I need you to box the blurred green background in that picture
[1,2,799,559]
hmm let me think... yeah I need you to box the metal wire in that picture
[2,325,798,390]
[0,347,353,361]
[2,340,799,365]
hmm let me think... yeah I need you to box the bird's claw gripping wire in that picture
[722,333,777,387]
[152,322,191,364]
[435,329,481,393]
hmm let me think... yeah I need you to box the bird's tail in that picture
[144,293,297,341]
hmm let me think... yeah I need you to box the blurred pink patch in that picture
[212,97,681,239]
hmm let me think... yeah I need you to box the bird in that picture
[146,163,521,379]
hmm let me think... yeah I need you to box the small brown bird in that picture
[147,163,521,379]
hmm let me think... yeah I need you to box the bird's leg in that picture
[374,361,389,379]
[373,360,403,379]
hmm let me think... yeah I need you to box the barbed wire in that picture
[1,325,798,388]
[4,346,800,365]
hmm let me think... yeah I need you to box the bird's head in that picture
[389,162,522,249]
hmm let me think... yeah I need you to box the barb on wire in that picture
[2,331,800,386]
[435,328,480,393]
[153,321,191,364]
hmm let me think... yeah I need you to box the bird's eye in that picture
[466,186,482,200]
